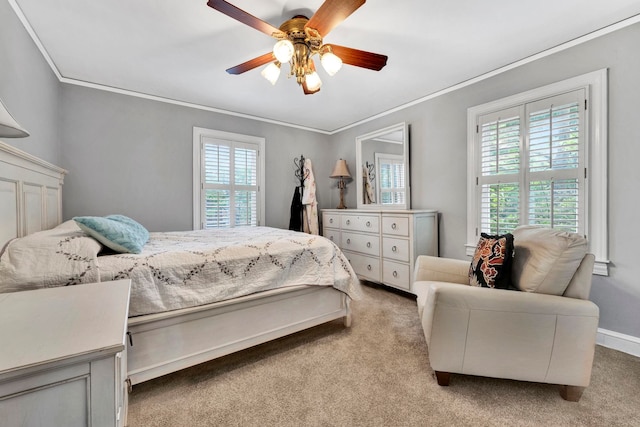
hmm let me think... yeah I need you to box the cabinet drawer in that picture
[382,260,411,290]
[341,215,380,233]
[341,232,380,256]
[382,237,410,262]
[344,251,380,281]
[323,213,341,229]
[323,229,340,245]
[382,216,409,236]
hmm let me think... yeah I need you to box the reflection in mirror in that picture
[356,122,410,210]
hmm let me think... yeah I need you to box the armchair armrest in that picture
[427,282,599,316]
[413,255,470,285]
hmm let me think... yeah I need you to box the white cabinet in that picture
[322,209,438,293]
[0,280,131,427]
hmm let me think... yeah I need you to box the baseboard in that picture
[597,328,640,357]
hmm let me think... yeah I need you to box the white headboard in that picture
[0,141,67,247]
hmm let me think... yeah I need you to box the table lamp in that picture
[330,159,351,209]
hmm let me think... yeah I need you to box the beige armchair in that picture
[413,226,599,401]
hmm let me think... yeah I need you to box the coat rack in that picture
[289,154,309,231]
[365,161,376,184]
[364,161,376,203]
[294,154,309,190]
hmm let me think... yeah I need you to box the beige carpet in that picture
[127,283,640,426]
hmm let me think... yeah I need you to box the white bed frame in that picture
[0,141,351,386]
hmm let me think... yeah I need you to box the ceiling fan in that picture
[207,0,388,95]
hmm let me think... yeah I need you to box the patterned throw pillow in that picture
[469,233,514,289]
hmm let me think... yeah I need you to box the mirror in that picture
[355,122,410,210]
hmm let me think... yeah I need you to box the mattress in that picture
[0,222,361,316]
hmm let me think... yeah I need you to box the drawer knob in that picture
[329,236,334,241]
[367,242,371,248]
[346,238,351,244]
[393,271,398,278]
[346,220,351,225]
[330,218,333,223]
[392,245,397,252]
[366,221,371,227]
[391,223,397,230]
[367,265,372,271]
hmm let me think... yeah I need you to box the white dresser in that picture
[0,280,131,427]
[322,209,438,293]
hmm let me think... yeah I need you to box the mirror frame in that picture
[355,122,410,210]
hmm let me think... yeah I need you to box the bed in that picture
[0,141,361,385]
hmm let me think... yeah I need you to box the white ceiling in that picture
[10,0,640,133]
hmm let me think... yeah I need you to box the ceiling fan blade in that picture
[226,52,275,75]
[305,0,366,36]
[326,44,388,71]
[207,0,285,38]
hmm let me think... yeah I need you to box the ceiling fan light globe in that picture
[261,62,281,85]
[305,71,322,92]
[273,40,294,63]
[321,52,342,76]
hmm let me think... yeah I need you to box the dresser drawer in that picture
[341,215,380,233]
[344,251,381,282]
[382,216,409,236]
[323,213,341,229]
[323,229,340,245]
[382,260,411,290]
[341,232,380,256]
[382,237,410,262]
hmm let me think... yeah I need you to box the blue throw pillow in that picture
[73,214,149,254]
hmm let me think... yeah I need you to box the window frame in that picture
[466,69,609,275]
[193,127,265,229]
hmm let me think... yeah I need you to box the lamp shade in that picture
[0,98,29,138]
[330,159,351,178]
[273,40,294,63]
[261,62,281,85]
[305,71,322,92]
[321,51,342,76]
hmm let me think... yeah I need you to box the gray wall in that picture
[332,22,640,339]
[60,85,334,232]
[0,0,61,164]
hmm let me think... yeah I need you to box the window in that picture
[376,153,405,205]
[193,127,265,229]
[467,70,609,275]
[478,90,585,235]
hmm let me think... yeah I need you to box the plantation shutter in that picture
[202,138,260,228]
[477,106,521,235]
[233,143,259,226]
[525,90,585,233]
[377,154,405,205]
[475,89,586,236]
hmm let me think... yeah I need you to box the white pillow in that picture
[511,226,588,295]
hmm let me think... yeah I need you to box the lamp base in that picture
[336,187,347,209]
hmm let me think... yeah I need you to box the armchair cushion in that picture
[469,233,514,289]
[511,226,588,295]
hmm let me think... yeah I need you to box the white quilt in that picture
[0,222,361,316]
